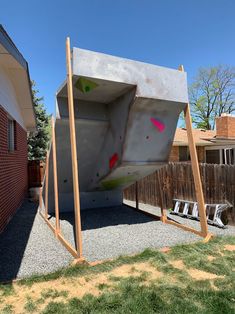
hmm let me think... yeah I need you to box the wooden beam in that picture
[66,37,83,258]
[164,218,204,237]
[57,233,79,259]
[39,210,56,234]
[156,171,167,222]
[39,187,42,209]
[51,116,60,234]
[178,64,209,238]
[38,211,82,259]
[44,150,49,219]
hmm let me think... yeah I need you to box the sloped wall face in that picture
[0,106,28,232]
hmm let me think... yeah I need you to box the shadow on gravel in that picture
[0,200,37,282]
[50,204,158,232]
[48,204,158,250]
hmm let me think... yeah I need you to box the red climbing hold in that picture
[150,117,165,132]
[109,153,119,169]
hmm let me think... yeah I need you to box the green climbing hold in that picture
[75,77,98,93]
[102,176,134,190]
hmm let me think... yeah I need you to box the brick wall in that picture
[169,146,179,161]
[196,146,205,163]
[169,145,205,162]
[216,115,235,138]
[0,105,28,233]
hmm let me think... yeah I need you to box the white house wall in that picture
[0,66,25,129]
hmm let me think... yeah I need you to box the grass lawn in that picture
[0,236,235,314]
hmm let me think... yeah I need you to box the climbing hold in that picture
[109,153,119,169]
[150,118,165,132]
[75,77,98,93]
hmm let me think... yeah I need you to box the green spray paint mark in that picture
[102,176,135,190]
[75,77,98,93]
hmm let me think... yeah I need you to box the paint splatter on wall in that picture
[75,77,98,93]
[150,117,165,132]
[109,153,119,169]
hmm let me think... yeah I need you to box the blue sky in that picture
[1,0,235,114]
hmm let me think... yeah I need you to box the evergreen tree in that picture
[28,81,51,160]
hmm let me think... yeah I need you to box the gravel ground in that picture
[124,200,235,236]
[0,200,72,282]
[0,199,234,281]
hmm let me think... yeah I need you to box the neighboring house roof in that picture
[173,128,217,146]
[0,25,36,131]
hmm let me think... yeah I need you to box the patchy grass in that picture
[0,236,235,313]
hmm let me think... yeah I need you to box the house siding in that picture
[196,146,205,163]
[0,105,28,233]
[169,145,205,163]
[169,146,179,161]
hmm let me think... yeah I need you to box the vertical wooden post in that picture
[66,37,83,258]
[135,181,139,210]
[44,151,49,219]
[156,171,167,223]
[51,116,60,234]
[39,187,42,209]
[179,65,208,237]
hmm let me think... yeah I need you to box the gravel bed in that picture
[0,200,72,282]
[124,200,235,236]
[0,199,234,281]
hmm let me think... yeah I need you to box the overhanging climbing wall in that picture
[47,48,188,212]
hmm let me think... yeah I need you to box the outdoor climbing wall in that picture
[47,48,188,212]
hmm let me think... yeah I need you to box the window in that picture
[206,148,235,165]
[206,149,220,164]
[223,149,234,165]
[7,118,15,151]
[179,146,190,161]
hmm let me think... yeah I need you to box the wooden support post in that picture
[39,187,42,209]
[66,37,83,258]
[51,116,60,234]
[44,151,49,219]
[156,171,167,223]
[135,181,139,210]
[178,64,209,238]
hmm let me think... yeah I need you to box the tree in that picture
[190,65,235,130]
[28,81,51,160]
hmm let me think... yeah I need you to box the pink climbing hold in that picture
[109,153,119,169]
[150,117,165,132]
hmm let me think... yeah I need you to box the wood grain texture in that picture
[66,37,83,258]
[51,116,60,233]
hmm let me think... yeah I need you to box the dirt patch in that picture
[188,268,223,280]
[110,262,163,283]
[159,247,171,253]
[0,262,162,313]
[224,244,235,252]
[169,260,185,270]
[207,255,216,261]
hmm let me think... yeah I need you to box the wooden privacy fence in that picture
[124,162,235,223]
[28,160,45,188]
